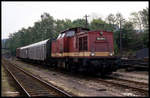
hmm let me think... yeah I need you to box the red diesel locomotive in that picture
[16,27,120,75]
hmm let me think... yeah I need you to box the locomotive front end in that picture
[88,31,114,57]
[86,30,120,75]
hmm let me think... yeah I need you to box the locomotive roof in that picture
[61,27,89,34]
[20,39,49,49]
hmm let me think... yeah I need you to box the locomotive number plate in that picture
[96,37,106,40]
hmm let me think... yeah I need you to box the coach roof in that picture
[20,39,49,49]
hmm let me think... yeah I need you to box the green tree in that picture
[90,18,107,30]
[116,13,125,29]
[121,22,136,49]
[141,31,149,48]
[40,12,55,40]
[72,18,86,28]
[139,8,149,30]
[130,12,143,31]
[106,13,116,25]
[106,13,117,31]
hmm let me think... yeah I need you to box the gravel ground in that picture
[10,59,126,97]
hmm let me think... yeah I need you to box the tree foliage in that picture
[129,8,149,31]
[140,7,149,30]
[106,13,116,25]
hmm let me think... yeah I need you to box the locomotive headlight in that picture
[100,31,103,35]
[109,53,113,56]
[91,52,95,56]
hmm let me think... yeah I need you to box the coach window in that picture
[26,49,28,54]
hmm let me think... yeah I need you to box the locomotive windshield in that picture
[57,33,66,39]
[57,34,61,39]
[61,33,65,38]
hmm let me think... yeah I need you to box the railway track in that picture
[120,59,149,71]
[96,76,148,96]
[3,58,148,96]
[2,59,73,97]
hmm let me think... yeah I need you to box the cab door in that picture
[78,35,88,57]
[79,36,88,52]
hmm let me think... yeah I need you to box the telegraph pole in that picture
[84,14,89,28]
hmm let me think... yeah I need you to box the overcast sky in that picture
[2,1,148,39]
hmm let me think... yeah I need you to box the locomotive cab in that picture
[52,27,90,57]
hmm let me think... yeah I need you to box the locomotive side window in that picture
[66,31,75,37]
[79,36,88,51]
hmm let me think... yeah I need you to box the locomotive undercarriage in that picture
[51,57,120,75]
[18,57,120,76]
